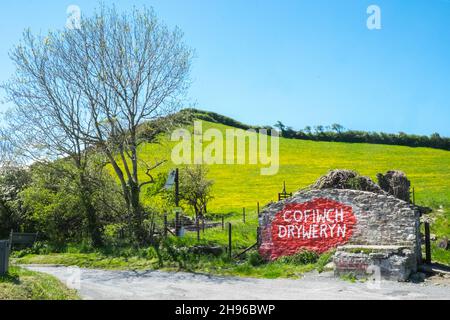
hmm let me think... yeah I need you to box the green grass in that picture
[133,120,450,212]
[339,273,360,283]
[15,118,450,275]
[0,266,79,300]
[13,243,334,279]
[134,120,450,264]
[223,261,316,279]
[182,211,259,250]
[428,207,450,265]
[14,252,157,270]
[13,252,316,279]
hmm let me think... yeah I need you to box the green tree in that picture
[178,165,214,239]
[274,121,287,136]
[331,123,345,134]
[0,165,32,238]
[314,125,324,134]
[303,126,312,135]
[2,5,193,244]
[20,160,125,247]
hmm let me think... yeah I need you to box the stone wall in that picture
[333,245,417,281]
[258,189,421,263]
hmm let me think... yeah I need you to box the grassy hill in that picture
[106,114,450,265]
[135,119,450,213]
[18,114,450,270]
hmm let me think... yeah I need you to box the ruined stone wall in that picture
[258,189,421,261]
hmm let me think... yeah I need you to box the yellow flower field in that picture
[131,120,450,213]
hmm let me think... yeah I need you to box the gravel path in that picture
[24,265,450,300]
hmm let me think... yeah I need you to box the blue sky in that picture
[1,0,449,136]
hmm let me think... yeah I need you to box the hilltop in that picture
[181,109,450,151]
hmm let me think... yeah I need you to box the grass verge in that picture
[428,206,450,265]
[13,247,333,279]
[0,266,79,300]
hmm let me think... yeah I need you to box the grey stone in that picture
[333,246,416,282]
[324,262,335,271]
[409,272,426,283]
[437,237,448,250]
[259,188,421,282]
[376,170,411,202]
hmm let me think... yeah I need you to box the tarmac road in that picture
[24,265,450,300]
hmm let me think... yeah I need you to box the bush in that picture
[316,250,335,273]
[248,251,264,266]
[103,223,129,247]
[11,241,53,257]
[277,250,319,265]
[184,109,450,151]
[0,166,32,238]
[66,241,95,254]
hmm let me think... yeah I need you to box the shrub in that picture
[184,108,450,151]
[248,251,264,266]
[316,250,335,273]
[11,241,53,257]
[277,250,319,265]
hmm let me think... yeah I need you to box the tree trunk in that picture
[82,192,103,248]
[78,173,103,247]
[129,180,146,244]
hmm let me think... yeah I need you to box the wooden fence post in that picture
[0,240,10,276]
[425,222,432,264]
[175,211,181,237]
[163,213,168,238]
[257,202,260,215]
[228,222,232,259]
[243,207,246,223]
[202,217,205,233]
[196,213,200,241]
[221,215,224,230]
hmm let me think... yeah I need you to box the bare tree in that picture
[0,127,15,166]
[2,5,193,244]
[1,34,105,245]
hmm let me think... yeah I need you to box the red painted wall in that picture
[259,198,357,260]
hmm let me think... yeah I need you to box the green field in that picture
[135,120,450,213]
[133,118,450,265]
[19,117,450,271]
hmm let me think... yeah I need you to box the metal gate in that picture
[0,240,10,275]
